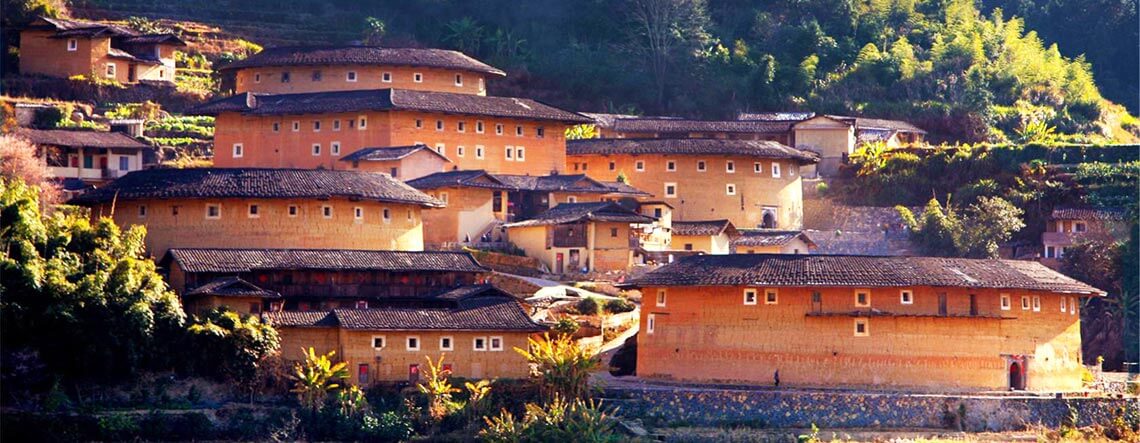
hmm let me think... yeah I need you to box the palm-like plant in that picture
[515,333,599,401]
[290,347,348,413]
[416,355,459,421]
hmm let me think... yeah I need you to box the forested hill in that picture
[52,0,1140,142]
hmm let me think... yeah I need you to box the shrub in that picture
[575,297,601,316]
[815,181,829,195]
[361,410,414,441]
[603,298,635,314]
[479,396,620,443]
[552,317,580,336]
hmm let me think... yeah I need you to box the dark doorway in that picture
[938,293,948,316]
[761,212,776,228]
[128,64,137,82]
[1009,362,1024,390]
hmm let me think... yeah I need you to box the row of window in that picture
[138,203,414,222]
[371,335,504,352]
[252,70,483,90]
[415,119,544,138]
[652,288,1076,314]
[646,313,874,337]
[423,143,526,161]
[573,160,788,178]
[271,117,368,133]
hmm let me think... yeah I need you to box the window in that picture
[355,300,368,309]
[407,209,414,221]
[1045,246,1056,258]
[312,143,321,156]
[754,162,762,173]
[854,318,869,336]
[346,71,357,82]
[505,146,514,161]
[254,73,261,83]
[382,72,392,82]
[436,119,444,131]
[313,120,321,132]
[565,196,577,203]
[383,208,391,222]
[358,364,370,384]
[440,336,453,351]
[490,336,503,351]
[475,145,485,159]
[206,204,221,219]
[413,72,423,82]
[666,161,676,171]
[479,77,485,91]
[391,167,398,177]
[516,146,525,161]
[744,289,758,305]
[515,125,523,136]
[647,314,655,334]
[354,206,364,220]
[435,143,445,156]
[67,38,78,51]
[333,120,341,131]
[105,63,116,78]
[1060,296,1066,312]
[119,156,130,171]
[684,244,693,251]
[415,119,423,129]
[288,205,298,217]
[322,205,333,218]
[726,161,735,173]
[697,160,707,172]
[455,73,463,86]
[1021,295,1030,310]
[609,161,616,171]
[536,127,545,138]
[1074,222,1086,232]
[900,290,914,305]
[292,121,300,132]
[1000,293,1011,310]
[1032,296,1041,312]
[496,123,504,135]
[855,290,870,307]
[407,336,420,351]
[473,337,487,351]
[726,184,736,195]
[331,142,341,156]
[457,146,465,157]
[457,121,466,132]
[311,70,322,81]
[656,289,666,307]
[232,143,243,158]
[248,204,260,218]
[281,71,291,83]
[476,121,485,133]
[664,183,677,198]
[771,162,782,178]
[372,336,386,349]
[272,122,280,132]
[635,161,645,171]
[358,116,367,129]
[138,205,147,218]
[765,289,778,305]
[1069,297,1076,315]
[610,227,618,237]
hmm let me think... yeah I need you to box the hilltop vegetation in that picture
[55,0,1139,144]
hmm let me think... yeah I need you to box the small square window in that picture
[67,38,78,51]
[248,204,260,218]
[666,161,676,171]
[313,120,321,132]
[458,121,466,132]
[900,290,914,305]
[436,120,444,131]
[765,290,778,305]
[610,227,619,237]
[516,146,525,161]
[1000,293,1011,310]
[664,183,677,198]
[1032,296,1041,312]
[505,146,514,161]
[292,121,300,132]
[744,289,758,305]
[771,162,782,178]
[609,161,616,171]
[413,72,423,83]
[288,205,298,217]
[407,336,420,351]
[495,124,504,135]
[382,72,392,82]
[536,127,545,138]
[358,116,367,129]
[726,161,735,173]
[105,63,116,77]
[206,204,221,219]
[440,336,454,351]
[311,70,322,81]
[372,336,385,349]
[254,73,261,83]
[489,336,503,351]
[333,120,341,131]
[346,71,358,82]
[272,122,280,132]
[415,119,423,129]
[331,142,341,156]
[726,184,736,195]
[476,121,485,133]
[171,205,180,216]
[754,162,762,173]
[383,208,391,222]
[138,205,147,218]
[647,314,656,334]
[354,206,364,220]
[697,160,707,171]
[455,74,463,86]
[854,318,869,336]
[515,125,523,136]
[322,205,333,218]
[457,146,465,157]
[635,161,645,171]
[1069,297,1076,315]
[855,291,870,307]
[473,337,487,351]
[1060,296,1066,312]
[312,144,321,156]
[475,145,485,159]
[281,71,291,83]
[656,289,666,307]
[232,143,244,158]
[435,143,445,156]
[1021,296,1030,310]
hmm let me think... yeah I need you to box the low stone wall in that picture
[603,386,1137,431]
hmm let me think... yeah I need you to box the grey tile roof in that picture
[601,181,652,197]
[68,168,443,207]
[610,118,794,134]
[626,254,1105,295]
[405,170,514,191]
[737,112,815,121]
[733,230,816,248]
[504,202,654,227]
[407,171,650,195]
[189,89,591,123]
[579,112,642,128]
[219,45,505,76]
[567,138,819,164]
[1050,207,1128,221]
[185,277,281,298]
[672,219,735,237]
[824,115,926,133]
[339,144,451,163]
[262,311,338,328]
[17,128,149,149]
[164,248,489,273]
[30,16,186,45]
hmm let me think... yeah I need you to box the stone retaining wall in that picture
[604,386,1137,431]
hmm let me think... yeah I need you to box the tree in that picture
[0,178,185,381]
[290,347,348,413]
[362,17,386,45]
[186,308,280,390]
[0,134,61,205]
[443,17,484,55]
[897,196,1024,258]
[626,0,711,111]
